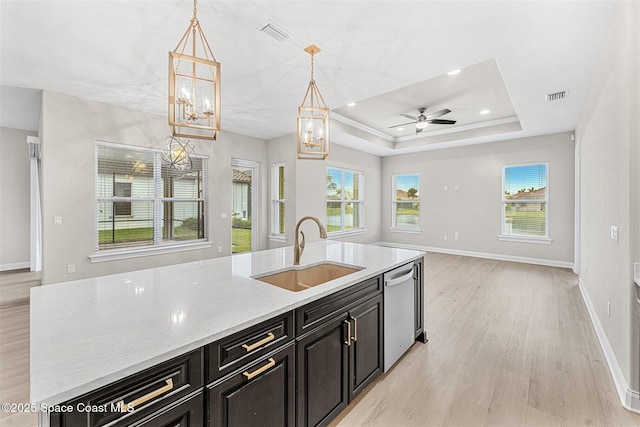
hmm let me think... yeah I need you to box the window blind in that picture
[392,173,420,230]
[95,142,207,252]
[502,163,548,237]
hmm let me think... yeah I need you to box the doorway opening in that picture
[231,159,258,253]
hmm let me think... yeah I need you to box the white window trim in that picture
[389,227,422,234]
[500,162,549,241]
[89,241,212,263]
[497,235,553,244]
[95,140,209,257]
[326,166,365,235]
[391,173,421,232]
[271,162,286,241]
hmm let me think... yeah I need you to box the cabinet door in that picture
[207,343,295,427]
[348,294,383,401]
[297,316,349,427]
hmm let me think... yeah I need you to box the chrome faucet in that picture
[293,216,328,265]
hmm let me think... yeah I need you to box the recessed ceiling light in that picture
[480,109,490,115]
[346,102,356,107]
[396,127,404,131]
[447,69,461,76]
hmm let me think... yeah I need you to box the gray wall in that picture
[575,0,639,392]
[40,90,268,284]
[380,133,575,266]
[266,135,383,248]
[0,127,34,270]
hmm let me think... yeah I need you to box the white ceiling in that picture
[0,1,617,156]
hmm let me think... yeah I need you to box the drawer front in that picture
[125,391,203,427]
[207,343,295,427]
[296,275,382,336]
[54,349,203,427]
[206,311,294,383]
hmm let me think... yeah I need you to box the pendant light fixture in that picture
[297,45,330,160]
[162,136,196,171]
[169,0,220,140]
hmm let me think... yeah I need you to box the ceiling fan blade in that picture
[400,114,418,120]
[427,119,456,125]
[426,109,451,119]
[388,121,416,129]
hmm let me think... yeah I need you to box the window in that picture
[95,142,207,253]
[271,163,286,239]
[501,163,548,239]
[326,167,364,234]
[392,173,420,231]
[113,182,132,216]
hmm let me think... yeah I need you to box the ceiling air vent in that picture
[259,21,290,42]
[546,91,567,102]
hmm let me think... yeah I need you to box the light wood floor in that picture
[1,255,639,427]
[332,253,640,427]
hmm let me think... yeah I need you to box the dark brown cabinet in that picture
[50,349,203,427]
[296,278,383,427]
[49,260,424,427]
[348,294,383,401]
[207,343,295,427]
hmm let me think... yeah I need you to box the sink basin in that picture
[253,262,364,292]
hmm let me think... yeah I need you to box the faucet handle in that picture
[299,230,306,258]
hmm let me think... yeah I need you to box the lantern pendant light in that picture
[297,45,330,160]
[169,0,220,140]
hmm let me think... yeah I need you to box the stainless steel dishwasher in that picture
[383,262,416,371]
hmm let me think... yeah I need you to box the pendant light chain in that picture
[193,0,198,19]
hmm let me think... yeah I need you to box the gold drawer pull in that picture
[115,378,173,413]
[243,358,276,380]
[242,332,275,352]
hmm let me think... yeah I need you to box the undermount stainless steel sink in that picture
[253,262,364,292]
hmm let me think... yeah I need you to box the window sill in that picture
[269,235,287,243]
[327,229,366,238]
[389,227,422,234]
[89,241,212,263]
[498,235,552,245]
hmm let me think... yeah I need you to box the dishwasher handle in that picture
[385,268,415,287]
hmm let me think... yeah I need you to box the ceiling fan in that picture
[389,107,456,134]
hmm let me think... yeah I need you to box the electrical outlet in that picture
[218,246,223,253]
[610,225,618,241]
[220,212,227,219]
[54,216,63,226]
[67,264,75,274]
[454,232,459,241]
[443,235,448,241]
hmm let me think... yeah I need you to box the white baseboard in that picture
[577,277,640,414]
[0,261,29,272]
[374,242,573,269]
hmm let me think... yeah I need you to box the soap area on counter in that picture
[30,240,425,426]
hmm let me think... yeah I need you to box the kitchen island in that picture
[31,240,424,426]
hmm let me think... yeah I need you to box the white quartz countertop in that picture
[30,241,423,405]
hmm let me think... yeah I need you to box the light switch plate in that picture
[610,225,618,241]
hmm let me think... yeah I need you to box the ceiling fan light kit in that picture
[168,0,221,141]
[297,44,330,160]
[390,107,457,135]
